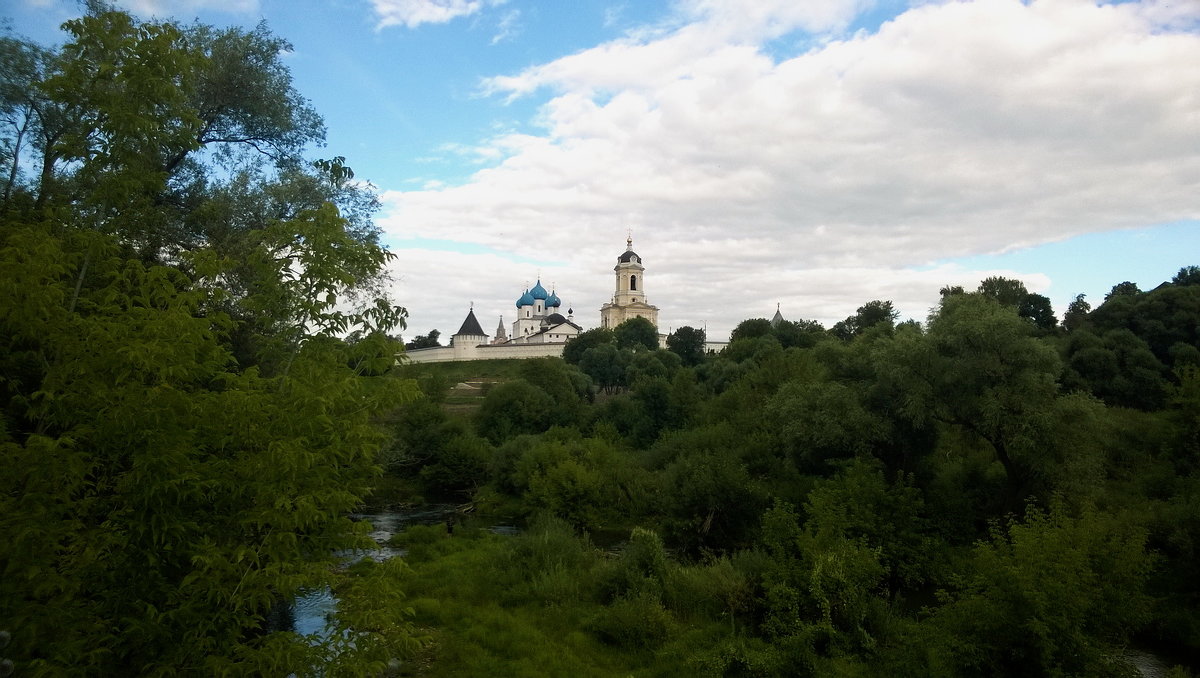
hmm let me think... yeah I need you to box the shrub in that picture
[586,592,674,650]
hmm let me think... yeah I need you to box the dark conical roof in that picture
[455,308,486,337]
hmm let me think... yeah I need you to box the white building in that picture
[404,237,668,364]
[510,280,582,344]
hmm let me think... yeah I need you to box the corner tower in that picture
[600,235,659,329]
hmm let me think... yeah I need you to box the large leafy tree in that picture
[666,325,706,366]
[0,8,420,675]
[614,316,660,352]
[832,300,897,340]
[883,294,1062,501]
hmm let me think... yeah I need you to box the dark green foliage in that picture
[804,459,937,590]
[406,329,441,349]
[667,325,707,366]
[578,343,629,394]
[884,294,1062,501]
[1018,292,1057,332]
[475,380,557,444]
[518,357,591,416]
[731,318,774,342]
[386,269,1200,676]
[382,396,492,496]
[613,316,660,351]
[921,505,1152,676]
[658,443,767,553]
[562,326,614,364]
[587,592,675,650]
[505,431,647,530]
[1063,328,1168,409]
[977,276,1029,307]
[832,300,897,340]
[768,380,888,472]
[1107,280,1142,300]
[1175,265,1200,286]
[1063,293,1092,332]
[774,318,827,349]
[0,9,423,674]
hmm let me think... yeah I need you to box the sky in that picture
[7,0,1200,341]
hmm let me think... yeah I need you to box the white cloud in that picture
[490,8,520,45]
[382,0,1200,340]
[372,0,506,30]
[117,0,259,15]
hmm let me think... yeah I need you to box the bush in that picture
[586,592,674,650]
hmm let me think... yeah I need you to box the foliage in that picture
[0,9,421,674]
[667,325,708,366]
[883,294,1062,501]
[577,343,629,394]
[922,504,1152,676]
[613,316,659,351]
[832,300,897,340]
[406,328,441,349]
[475,380,557,444]
[561,326,614,365]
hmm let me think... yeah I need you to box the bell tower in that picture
[600,235,659,329]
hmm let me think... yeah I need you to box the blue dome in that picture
[516,289,535,307]
[547,291,561,307]
[530,280,549,300]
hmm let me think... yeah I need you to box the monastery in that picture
[404,237,659,363]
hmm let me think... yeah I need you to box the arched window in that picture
[630,275,637,291]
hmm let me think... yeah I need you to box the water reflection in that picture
[292,505,469,635]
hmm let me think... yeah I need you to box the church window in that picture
[630,275,637,291]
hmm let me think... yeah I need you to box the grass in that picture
[396,359,529,385]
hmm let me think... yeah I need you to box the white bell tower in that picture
[600,234,659,329]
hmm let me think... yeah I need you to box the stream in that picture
[291,505,517,637]
[288,509,1182,677]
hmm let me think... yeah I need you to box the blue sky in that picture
[7,0,1199,339]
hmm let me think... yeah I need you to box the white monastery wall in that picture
[404,342,566,364]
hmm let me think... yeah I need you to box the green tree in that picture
[730,318,773,342]
[884,294,1061,501]
[1105,280,1141,300]
[1017,293,1057,332]
[1063,293,1091,332]
[774,318,826,349]
[923,505,1152,676]
[666,325,706,366]
[0,10,421,674]
[833,300,898,340]
[475,380,556,444]
[406,329,441,349]
[614,316,659,351]
[803,458,936,591]
[562,326,614,364]
[579,343,630,394]
[767,380,888,473]
[977,276,1029,307]
[1174,265,1200,286]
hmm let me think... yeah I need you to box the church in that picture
[404,237,659,363]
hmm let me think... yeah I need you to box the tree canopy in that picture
[1,9,420,674]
